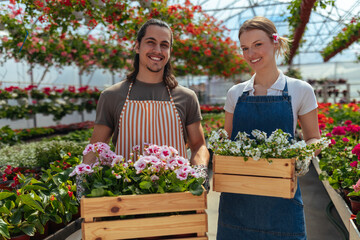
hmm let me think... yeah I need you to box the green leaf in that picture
[0,218,10,239]
[0,206,10,215]
[0,192,15,201]
[9,209,22,225]
[20,223,36,236]
[139,181,152,190]
[19,195,45,213]
[189,181,204,196]
[88,188,106,197]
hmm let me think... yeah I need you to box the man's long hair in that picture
[126,19,178,89]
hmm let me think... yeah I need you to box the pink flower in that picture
[350,161,358,168]
[176,156,189,166]
[330,139,336,145]
[175,168,188,180]
[150,175,159,181]
[69,163,93,176]
[134,158,147,174]
[353,179,360,192]
[332,126,346,136]
[345,120,352,126]
[325,133,332,138]
[319,123,326,130]
[342,137,349,142]
[352,144,360,157]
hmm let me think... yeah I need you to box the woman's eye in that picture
[255,43,262,47]
[242,48,248,51]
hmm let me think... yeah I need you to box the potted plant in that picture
[0,187,46,240]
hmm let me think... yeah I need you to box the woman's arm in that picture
[298,108,321,144]
[224,111,234,138]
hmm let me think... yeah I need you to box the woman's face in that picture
[239,29,277,72]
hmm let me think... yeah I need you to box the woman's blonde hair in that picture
[238,16,291,58]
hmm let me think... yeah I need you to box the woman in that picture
[217,16,320,240]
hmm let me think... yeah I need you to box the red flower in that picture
[350,161,358,168]
[68,191,73,198]
[331,126,346,136]
[352,144,360,157]
[50,195,55,201]
[345,120,352,126]
[204,49,211,56]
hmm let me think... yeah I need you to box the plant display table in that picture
[212,155,297,198]
[313,157,360,239]
[81,191,208,240]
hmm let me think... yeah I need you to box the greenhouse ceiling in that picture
[194,0,360,65]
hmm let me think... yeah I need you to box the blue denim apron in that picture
[217,82,306,240]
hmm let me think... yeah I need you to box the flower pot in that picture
[350,197,360,214]
[341,188,351,206]
[10,234,30,240]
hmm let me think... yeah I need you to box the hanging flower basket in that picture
[322,20,360,62]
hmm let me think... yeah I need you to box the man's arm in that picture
[83,124,113,165]
[186,121,209,166]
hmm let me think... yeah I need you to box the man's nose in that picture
[152,44,161,52]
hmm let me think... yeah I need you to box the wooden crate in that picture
[213,154,297,198]
[81,191,208,240]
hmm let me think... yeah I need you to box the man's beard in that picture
[147,66,162,73]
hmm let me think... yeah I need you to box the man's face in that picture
[135,25,172,74]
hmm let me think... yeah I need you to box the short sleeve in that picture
[224,86,239,113]
[95,91,115,131]
[185,90,202,126]
[298,82,318,116]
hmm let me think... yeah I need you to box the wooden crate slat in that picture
[82,213,208,240]
[81,191,206,219]
[213,173,297,199]
[213,155,295,178]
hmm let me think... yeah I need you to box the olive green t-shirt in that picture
[95,79,202,147]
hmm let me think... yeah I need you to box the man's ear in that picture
[135,41,140,54]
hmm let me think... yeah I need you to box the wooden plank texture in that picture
[213,155,295,178]
[81,191,206,219]
[82,213,208,240]
[213,173,297,199]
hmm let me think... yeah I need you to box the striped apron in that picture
[116,82,187,159]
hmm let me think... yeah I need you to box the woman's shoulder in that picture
[285,76,313,92]
[228,80,250,95]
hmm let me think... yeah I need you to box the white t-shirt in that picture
[224,70,318,133]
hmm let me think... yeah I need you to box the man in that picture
[82,19,209,188]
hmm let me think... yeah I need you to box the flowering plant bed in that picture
[209,129,329,198]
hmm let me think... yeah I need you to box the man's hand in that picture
[195,164,210,193]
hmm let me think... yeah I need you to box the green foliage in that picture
[0,140,87,168]
[284,67,302,80]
